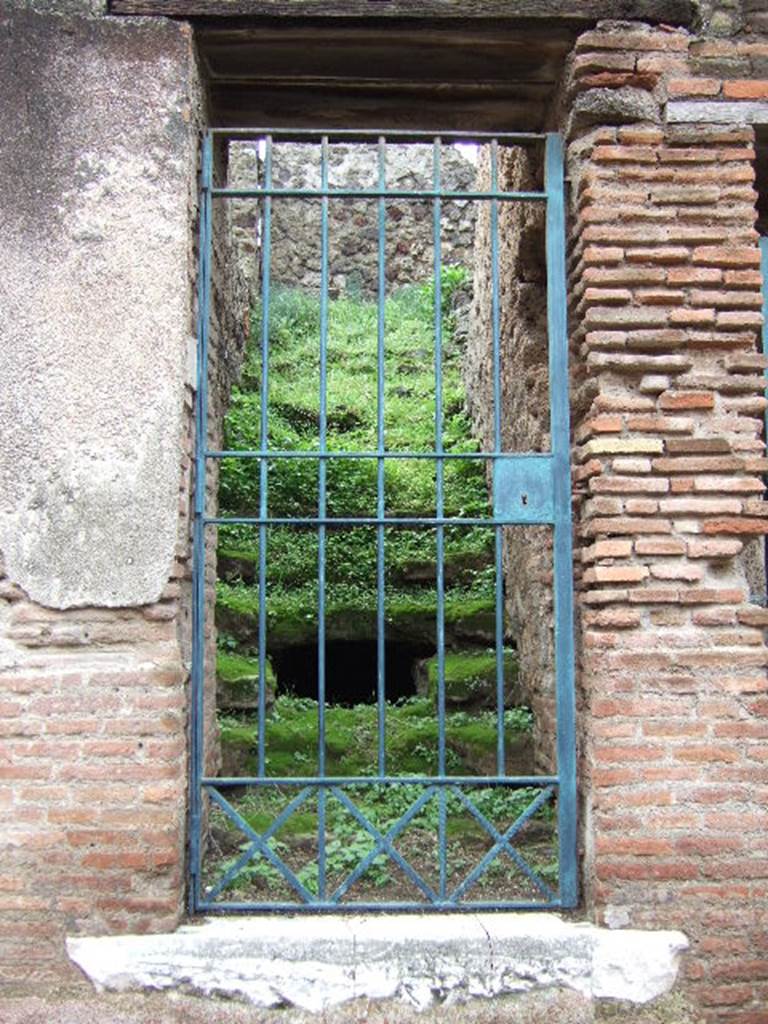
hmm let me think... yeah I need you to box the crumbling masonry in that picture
[1,2,767,1020]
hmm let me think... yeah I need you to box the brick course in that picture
[568,19,768,1022]
[0,607,188,990]
[1,6,767,1018]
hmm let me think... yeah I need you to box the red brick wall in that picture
[2,12,768,1016]
[567,22,768,1023]
[0,587,190,990]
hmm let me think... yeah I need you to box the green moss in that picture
[216,652,275,686]
[218,718,256,755]
[216,273,499,654]
[425,649,519,707]
[217,580,496,648]
[218,694,532,780]
[216,652,276,711]
[211,690,552,898]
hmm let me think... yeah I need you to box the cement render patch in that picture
[66,914,688,1012]
[0,10,196,608]
[667,100,768,124]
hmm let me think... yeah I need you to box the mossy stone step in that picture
[216,590,496,649]
[419,648,520,709]
[216,652,275,712]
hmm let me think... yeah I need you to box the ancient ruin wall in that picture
[698,0,768,36]
[229,142,477,295]
[469,20,768,1017]
[565,21,768,1020]
[0,8,205,991]
[2,2,768,1017]
[465,147,556,772]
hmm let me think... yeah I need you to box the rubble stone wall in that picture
[465,147,557,772]
[229,142,478,295]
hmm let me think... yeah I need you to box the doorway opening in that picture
[191,128,575,912]
[272,641,427,705]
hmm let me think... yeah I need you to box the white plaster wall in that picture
[0,9,200,607]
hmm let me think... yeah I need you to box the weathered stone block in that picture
[0,10,198,608]
[66,914,689,1011]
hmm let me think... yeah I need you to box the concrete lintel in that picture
[67,914,688,1011]
[668,100,768,125]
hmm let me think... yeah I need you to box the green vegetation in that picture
[216,273,496,647]
[216,650,274,686]
[218,694,532,779]
[217,581,495,647]
[208,696,555,902]
[215,649,275,712]
[207,271,551,904]
[424,649,521,708]
[209,779,556,901]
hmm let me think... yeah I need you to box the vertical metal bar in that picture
[433,137,447,900]
[257,136,272,778]
[189,131,214,914]
[376,136,387,777]
[490,139,506,778]
[545,133,578,909]
[317,135,330,901]
[762,236,768,436]
[760,237,768,606]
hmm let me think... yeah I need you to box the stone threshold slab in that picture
[67,913,688,1012]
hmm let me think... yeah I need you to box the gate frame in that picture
[189,128,577,913]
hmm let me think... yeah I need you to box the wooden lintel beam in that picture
[206,77,556,90]
[108,0,695,26]
[198,24,574,84]
[208,85,545,131]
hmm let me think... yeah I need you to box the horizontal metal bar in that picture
[206,515,554,527]
[213,187,546,201]
[198,900,562,912]
[203,775,559,787]
[208,449,552,461]
[212,128,547,143]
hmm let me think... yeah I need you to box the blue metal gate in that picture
[762,237,768,442]
[190,129,576,911]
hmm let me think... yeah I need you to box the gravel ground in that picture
[0,990,703,1024]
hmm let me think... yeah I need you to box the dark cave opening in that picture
[270,640,434,705]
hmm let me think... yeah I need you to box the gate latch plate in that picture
[493,455,555,524]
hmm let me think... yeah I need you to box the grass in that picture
[207,695,555,904]
[208,273,541,905]
[216,271,496,646]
